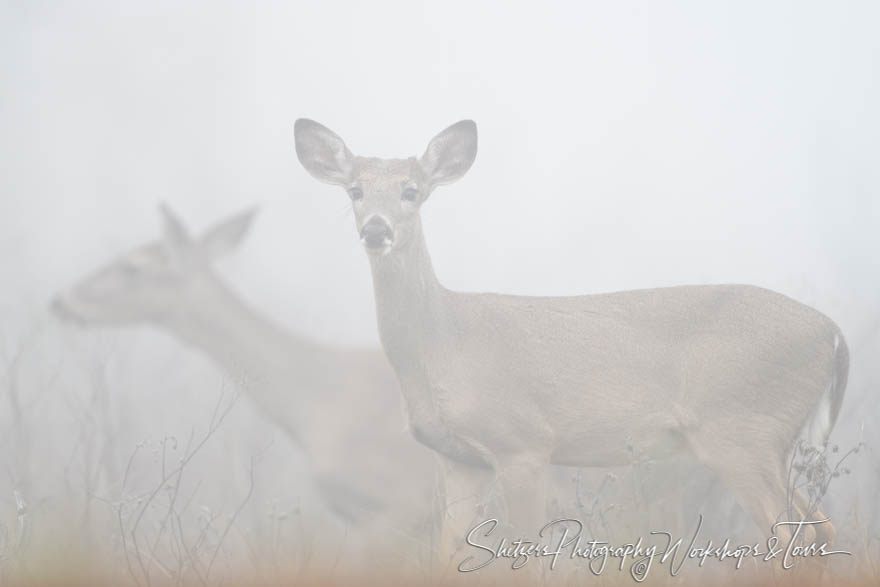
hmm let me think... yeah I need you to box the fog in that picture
[1,1,878,585]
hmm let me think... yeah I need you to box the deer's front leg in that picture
[435,456,494,577]
[494,456,550,581]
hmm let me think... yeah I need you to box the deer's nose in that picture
[360,217,394,251]
[51,295,72,318]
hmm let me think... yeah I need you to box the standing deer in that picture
[294,118,849,566]
[51,206,441,576]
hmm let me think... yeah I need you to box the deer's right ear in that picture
[294,119,355,185]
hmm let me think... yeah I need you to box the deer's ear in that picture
[159,203,193,255]
[199,207,257,260]
[294,119,355,185]
[419,120,477,188]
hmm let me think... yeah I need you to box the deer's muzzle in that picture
[360,216,394,253]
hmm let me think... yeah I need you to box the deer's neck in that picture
[368,221,446,374]
[159,274,329,446]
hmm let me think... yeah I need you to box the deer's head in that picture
[52,206,256,326]
[294,119,477,257]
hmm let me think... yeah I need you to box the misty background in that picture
[1,0,878,583]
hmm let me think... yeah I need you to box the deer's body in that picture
[381,276,844,471]
[149,271,432,525]
[294,118,849,564]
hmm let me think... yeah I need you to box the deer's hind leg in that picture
[791,488,836,548]
[685,427,793,541]
[685,424,841,584]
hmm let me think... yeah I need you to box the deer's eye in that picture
[349,187,364,201]
[401,187,419,203]
[120,263,141,277]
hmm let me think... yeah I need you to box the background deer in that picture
[51,206,441,576]
[294,118,849,568]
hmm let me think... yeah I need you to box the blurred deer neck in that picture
[162,274,328,445]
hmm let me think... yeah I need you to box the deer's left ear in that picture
[199,207,258,260]
[159,203,193,256]
[419,120,477,189]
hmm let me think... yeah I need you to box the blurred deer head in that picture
[53,205,256,326]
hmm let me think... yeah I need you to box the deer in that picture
[50,205,443,577]
[294,118,850,573]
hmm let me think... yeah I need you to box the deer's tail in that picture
[802,331,849,451]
